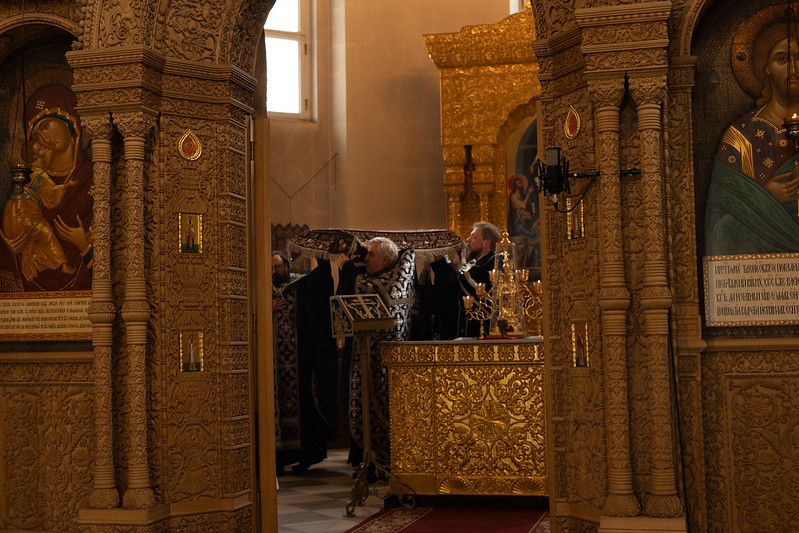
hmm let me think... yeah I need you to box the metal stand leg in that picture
[345,337,415,516]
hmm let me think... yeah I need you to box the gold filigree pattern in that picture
[385,340,546,497]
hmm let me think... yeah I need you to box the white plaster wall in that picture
[270,0,510,231]
[269,0,334,229]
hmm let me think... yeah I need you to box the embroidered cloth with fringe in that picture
[287,228,465,269]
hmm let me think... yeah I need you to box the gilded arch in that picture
[425,6,541,238]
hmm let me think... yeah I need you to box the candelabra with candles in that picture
[487,232,528,337]
[518,274,543,337]
[462,233,544,338]
[462,282,493,338]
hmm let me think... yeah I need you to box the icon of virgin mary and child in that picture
[0,84,93,292]
[705,9,799,256]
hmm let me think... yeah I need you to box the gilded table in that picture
[382,338,547,497]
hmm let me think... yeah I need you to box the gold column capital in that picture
[80,113,114,143]
[113,109,157,141]
[587,77,625,108]
[628,75,667,107]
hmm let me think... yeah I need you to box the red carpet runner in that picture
[345,506,549,533]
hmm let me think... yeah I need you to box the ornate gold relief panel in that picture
[97,0,236,63]
[703,350,799,533]
[725,374,799,532]
[385,341,547,497]
[0,363,93,531]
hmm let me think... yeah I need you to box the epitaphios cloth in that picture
[287,228,464,268]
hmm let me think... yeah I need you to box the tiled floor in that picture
[276,447,551,533]
[277,448,386,533]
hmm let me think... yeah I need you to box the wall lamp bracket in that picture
[534,146,641,213]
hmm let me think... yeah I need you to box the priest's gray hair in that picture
[368,237,398,266]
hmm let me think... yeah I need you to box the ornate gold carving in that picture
[700,351,799,532]
[230,0,274,72]
[72,63,149,88]
[170,507,252,530]
[98,0,147,48]
[531,0,575,41]
[582,22,668,46]
[424,9,537,68]
[551,77,641,519]
[385,341,546,497]
[157,3,227,62]
[589,78,625,110]
[114,110,156,140]
[665,85,700,305]
[586,49,668,71]
[0,381,94,529]
[427,9,540,238]
[628,73,683,518]
[0,1,260,527]
[629,75,667,107]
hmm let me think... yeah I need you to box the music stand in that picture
[330,294,395,516]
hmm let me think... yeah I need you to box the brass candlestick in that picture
[518,272,543,336]
[462,282,493,338]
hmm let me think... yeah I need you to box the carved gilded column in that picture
[113,110,156,509]
[475,188,492,222]
[472,143,494,224]
[630,76,684,518]
[81,113,120,509]
[443,145,465,234]
[445,187,463,234]
[588,77,640,517]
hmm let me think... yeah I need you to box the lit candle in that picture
[463,295,472,309]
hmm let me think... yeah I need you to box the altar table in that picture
[381,338,548,497]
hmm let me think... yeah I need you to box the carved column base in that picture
[603,493,640,517]
[79,503,171,528]
[122,487,156,509]
[88,487,120,509]
[644,493,684,518]
[599,515,687,533]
